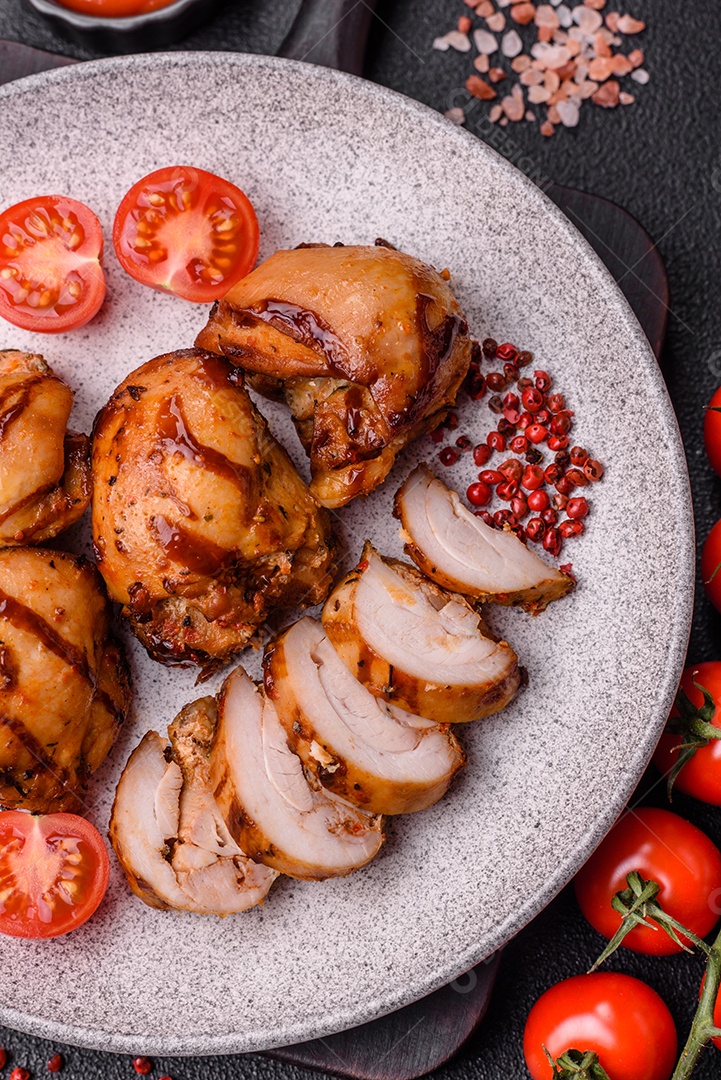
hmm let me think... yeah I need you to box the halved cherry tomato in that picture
[705,386,721,478]
[57,0,175,13]
[0,811,109,938]
[702,520,721,613]
[113,166,259,303]
[574,807,721,955]
[0,196,106,333]
[523,972,677,1080]
[653,663,721,804]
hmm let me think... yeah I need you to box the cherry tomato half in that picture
[574,807,721,955]
[113,166,259,303]
[702,519,721,613]
[56,0,175,13]
[0,811,109,938]
[524,972,677,1080]
[705,386,721,478]
[653,663,721,804]
[0,196,106,333]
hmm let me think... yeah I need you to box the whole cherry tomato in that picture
[653,662,721,804]
[0,812,109,938]
[704,386,721,478]
[0,196,105,333]
[702,520,721,613]
[574,807,721,955]
[113,166,259,303]
[524,972,677,1080]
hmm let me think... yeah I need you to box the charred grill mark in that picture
[0,375,45,441]
[149,514,233,577]
[0,710,75,797]
[0,482,55,526]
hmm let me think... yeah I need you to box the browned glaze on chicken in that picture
[195,243,472,508]
[0,351,90,545]
[0,547,131,812]
[91,348,334,676]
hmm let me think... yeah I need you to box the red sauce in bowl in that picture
[55,0,177,15]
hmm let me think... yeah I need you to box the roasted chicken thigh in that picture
[92,349,334,675]
[195,243,472,508]
[0,350,90,545]
[0,547,131,812]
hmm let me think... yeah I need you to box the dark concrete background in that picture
[1,0,721,1076]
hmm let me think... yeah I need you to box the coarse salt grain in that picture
[511,3,537,24]
[474,53,491,71]
[617,13,645,32]
[511,54,533,71]
[501,28,523,55]
[444,107,467,124]
[489,103,504,121]
[476,0,494,14]
[487,11,507,30]
[433,30,472,51]
[535,4,560,27]
[556,98,580,125]
[474,28,498,52]
[631,67,649,83]
[619,90,635,104]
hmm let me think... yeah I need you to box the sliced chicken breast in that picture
[211,667,383,879]
[110,704,277,915]
[395,464,573,614]
[264,617,466,814]
[322,542,521,724]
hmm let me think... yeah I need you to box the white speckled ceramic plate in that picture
[0,53,693,1056]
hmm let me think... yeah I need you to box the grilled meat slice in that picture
[322,542,521,724]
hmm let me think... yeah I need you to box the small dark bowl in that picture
[25,0,222,53]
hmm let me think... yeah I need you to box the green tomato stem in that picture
[671,921,721,1080]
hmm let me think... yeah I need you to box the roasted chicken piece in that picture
[0,547,130,812]
[92,348,334,676]
[264,617,466,815]
[0,350,90,545]
[110,699,277,914]
[396,465,573,614]
[210,667,383,879]
[195,242,472,508]
[322,542,520,724]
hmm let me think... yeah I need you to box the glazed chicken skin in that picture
[195,242,472,508]
[0,350,90,545]
[0,547,131,812]
[92,349,334,676]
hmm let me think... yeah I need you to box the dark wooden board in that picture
[0,31,668,1080]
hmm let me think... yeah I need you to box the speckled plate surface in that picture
[0,52,693,1056]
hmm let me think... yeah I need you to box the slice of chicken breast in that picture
[395,464,573,614]
[322,542,520,724]
[264,617,466,814]
[110,705,277,915]
[210,667,383,879]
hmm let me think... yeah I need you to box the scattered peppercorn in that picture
[47,1055,63,1074]
[132,1059,152,1076]
[10,1069,30,1080]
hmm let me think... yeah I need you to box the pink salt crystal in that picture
[605,11,620,30]
[535,3,560,27]
[476,0,494,14]
[556,99,580,126]
[537,25,553,41]
[487,12,507,30]
[556,4,573,27]
[566,37,581,55]
[544,69,561,92]
[592,78,620,106]
[496,0,513,7]
[628,48,644,66]
[577,79,599,97]
[444,107,466,125]
[617,14,645,32]
[458,15,472,33]
[594,31,612,57]
[525,110,536,120]
[474,54,491,72]
[489,103,504,122]
[631,67,649,83]
[528,84,551,103]
[619,91,635,104]
[547,104,562,123]
[540,120,555,136]
[610,54,633,75]
[474,28,498,53]
[499,116,509,126]
[502,85,526,120]
[520,68,545,84]
[574,5,603,31]
[545,45,573,68]
[584,0,606,8]
[511,54,533,71]
[501,29,523,56]
[588,56,613,80]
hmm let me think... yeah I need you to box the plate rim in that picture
[0,49,695,1057]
